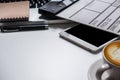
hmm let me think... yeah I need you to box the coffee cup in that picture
[96,40,120,80]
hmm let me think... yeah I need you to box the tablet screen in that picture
[65,24,119,47]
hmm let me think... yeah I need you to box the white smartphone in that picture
[59,24,119,53]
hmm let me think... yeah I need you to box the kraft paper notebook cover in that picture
[0,1,29,22]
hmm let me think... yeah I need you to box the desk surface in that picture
[0,23,102,80]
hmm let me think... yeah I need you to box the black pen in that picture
[0,21,48,32]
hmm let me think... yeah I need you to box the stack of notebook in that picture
[0,0,29,22]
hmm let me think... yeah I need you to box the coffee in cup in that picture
[96,40,120,80]
[104,41,120,67]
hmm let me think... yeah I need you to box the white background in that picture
[0,23,102,80]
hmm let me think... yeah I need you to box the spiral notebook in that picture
[0,1,29,22]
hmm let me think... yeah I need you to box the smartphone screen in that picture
[65,24,119,47]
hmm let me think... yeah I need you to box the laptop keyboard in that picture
[0,0,50,8]
[30,0,50,8]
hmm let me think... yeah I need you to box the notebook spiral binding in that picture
[0,17,29,22]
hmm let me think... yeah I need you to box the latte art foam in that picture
[104,41,120,66]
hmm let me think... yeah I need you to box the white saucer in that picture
[88,59,111,80]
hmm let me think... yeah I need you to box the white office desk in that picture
[0,23,102,80]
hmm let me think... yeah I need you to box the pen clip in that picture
[1,26,19,32]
